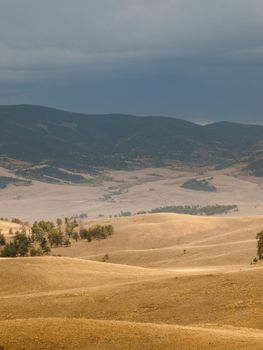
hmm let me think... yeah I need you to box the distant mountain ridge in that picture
[0,104,263,173]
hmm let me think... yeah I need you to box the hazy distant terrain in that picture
[1,105,263,173]
[0,104,263,221]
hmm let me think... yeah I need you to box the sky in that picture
[0,0,263,124]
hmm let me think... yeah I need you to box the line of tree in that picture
[79,225,114,242]
[0,218,114,257]
[136,204,238,216]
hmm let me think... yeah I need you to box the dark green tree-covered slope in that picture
[0,105,263,172]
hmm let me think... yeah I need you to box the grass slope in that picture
[0,220,24,236]
[0,318,262,350]
[54,213,263,267]
[1,214,263,349]
[0,257,262,329]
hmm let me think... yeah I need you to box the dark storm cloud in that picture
[0,0,263,123]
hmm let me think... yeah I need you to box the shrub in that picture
[30,248,38,256]
[102,253,110,262]
[63,238,71,247]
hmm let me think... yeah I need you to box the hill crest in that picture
[1,104,263,173]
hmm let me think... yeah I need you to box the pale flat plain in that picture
[0,165,263,221]
[0,213,263,349]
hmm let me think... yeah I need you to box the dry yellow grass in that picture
[0,318,263,350]
[0,220,23,236]
[54,213,263,267]
[1,214,263,349]
[0,257,262,328]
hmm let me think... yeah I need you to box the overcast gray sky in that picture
[0,0,263,123]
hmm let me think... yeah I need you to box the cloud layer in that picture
[1,0,263,123]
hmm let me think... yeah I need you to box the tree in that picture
[0,232,6,246]
[48,228,63,247]
[31,225,45,243]
[0,231,30,257]
[65,219,78,238]
[79,228,88,239]
[1,243,17,257]
[13,232,31,256]
[37,220,55,232]
[56,218,63,227]
[105,225,114,236]
[256,231,263,260]
[72,231,79,242]
[39,237,50,253]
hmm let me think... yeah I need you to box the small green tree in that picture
[31,225,45,243]
[48,228,63,247]
[13,232,31,256]
[79,228,88,239]
[256,231,263,260]
[0,232,6,246]
[39,237,50,253]
[1,242,17,257]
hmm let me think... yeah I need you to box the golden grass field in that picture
[0,221,23,236]
[0,213,263,349]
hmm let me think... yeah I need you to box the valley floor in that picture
[1,166,263,221]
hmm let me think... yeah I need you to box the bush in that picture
[30,248,39,256]
[119,211,131,217]
[63,238,71,247]
[102,253,110,262]
[11,218,24,225]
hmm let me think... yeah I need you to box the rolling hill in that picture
[53,213,263,267]
[0,220,24,236]
[0,255,262,349]
[0,214,263,349]
[1,105,263,173]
